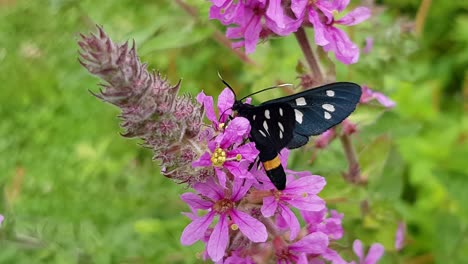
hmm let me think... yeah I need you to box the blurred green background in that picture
[0,0,467,263]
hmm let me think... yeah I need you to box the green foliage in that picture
[0,0,467,263]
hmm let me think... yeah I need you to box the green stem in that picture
[294,27,323,82]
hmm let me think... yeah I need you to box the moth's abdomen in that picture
[264,161,286,190]
[259,149,286,190]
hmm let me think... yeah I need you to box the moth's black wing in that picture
[259,82,362,149]
[241,103,296,153]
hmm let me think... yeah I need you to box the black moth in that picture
[229,82,362,190]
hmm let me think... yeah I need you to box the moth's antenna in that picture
[216,71,236,123]
[217,71,237,98]
[239,83,293,101]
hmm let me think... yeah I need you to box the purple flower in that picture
[193,117,259,187]
[292,0,371,64]
[273,232,329,264]
[222,249,255,264]
[364,37,374,54]
[180,177,267,261]
[315,129,336,149]
[301,209,348,264]
[197,87,235,131]
[360,85,396,108]
[351,239,384,264]
[395,221,406,251]
[0,214,4,226]
[261,175,326,240]
[211,0,298,54]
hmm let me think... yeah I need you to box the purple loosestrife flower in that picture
[210,0,298,54]
[395,221,406,251]
[180,177,268,262]
[197,87,234,131]
[78,26,206,185]
[301,209,348,264]
[273,232,329,264]
[292,0,371,64]
[222,249,255,264]
[360,85,396,108]
[351,240,384,264]
[261,175,326,240]
[193,115,259,187]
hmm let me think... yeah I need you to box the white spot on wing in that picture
[324,112,332,119]
[279,130,283,139]
[253,115,256,120]
[265,109,270,119]
[279,108,283,116]
[278,122,284,132]
[322,104,335,112]
[263,120,269,132]
[326,90,335,97]
[294,109,303,124]
[259,130,267,137]
[295,97,306,106]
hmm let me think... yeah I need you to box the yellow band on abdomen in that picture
[263,156,281,171]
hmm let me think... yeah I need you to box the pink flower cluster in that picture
[180,88,384,263]
[210,0,371,64]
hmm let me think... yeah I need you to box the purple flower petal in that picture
[244,12,263,54]
[315,129,336,148]
[334,0,351,12]
[309,10,329,46]
[230,209,267,242]
[217,88,235,122]
[374,92,396,108]
[181,193,213,210]
[207,214,230,261]
[285,176,326,195]
[364,37,373,54]
[194,178,224,200]
[291,0,308,18]
[0,214,4,225]
[231,176,253,202]
[228,142,259,162]
[215,168,228,188]
[336,7,371,26]
[181,211,215,245]
[321,218,344,240]
[324,26,359,64]
[395,221,405,251]
[322,248,348,264]
[261,196,278,217]
[196,91,217,124]
[266,0,285,28]
[279,204,301,240]
[353,239,364,260]
[286,195,325,211]
[218,117,250,148]
[192,152,212,167]
[289,231,329,254]
[364,243,384,264]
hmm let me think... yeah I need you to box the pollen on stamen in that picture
[235,154,242,161]
[231,224,239,231]
[218,122,225,130]
[211,147,227,167]
[302,192,308,198]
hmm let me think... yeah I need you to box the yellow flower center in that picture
[211,147,227,167]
